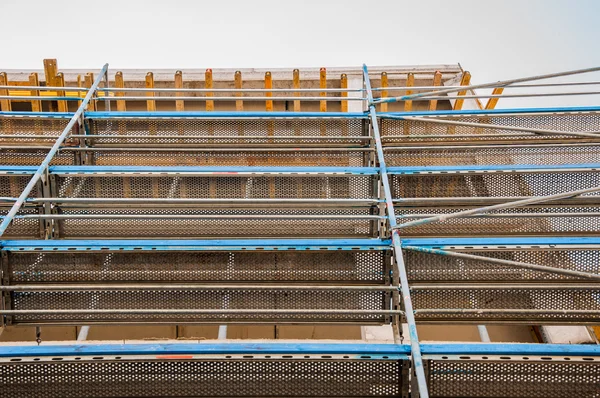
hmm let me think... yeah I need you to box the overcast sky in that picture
[2,0,599,108]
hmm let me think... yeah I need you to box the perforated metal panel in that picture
[0,175,37,198]
[426,356,600,397]
[411,285,600,323]
[9,288,390,324]
[384,145,600,167]
[0,116,70,145]
[86,149,369,167]
[380,112,600,143]
[0,355,407,397]
[0,149,76,166]
[404,248,600,282]
[396,206,600,236]
[55,174,375,199]
[0,207,42,238]
[390,170,600,199]
[8,250,389,284]
[54,207,377,238]
[88,118,367,146]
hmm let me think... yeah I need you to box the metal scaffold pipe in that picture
[394,185,600,231]
[374,65,600,104]
[0,63,109,238]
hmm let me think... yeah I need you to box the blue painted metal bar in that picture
[0,342,410,358]
[86,111,368,118]
[401,236,600,247]
[49,165,380,175]
[421,343,600,356]
[0,64,109,238]
[363,64,430,398]
[387,164,600,174]
[0,111,74,118]
[0,238,391,251]
[0,166,37,174]
[0,341,598,359]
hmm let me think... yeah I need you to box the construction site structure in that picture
[0,59,599,397]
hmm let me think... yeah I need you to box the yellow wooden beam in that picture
[145,72,156,111]
[404,72,414,112]
[56,72,67,112]
[293,69,301,112]
[320,68,327,112]
[428,71,442,111]
[0,72,11,111]
[380,72,388,113]
[205,69,214,111]
[174,71,184,112]
[453,71,471,110]
[265,71,273,111]
[43,59,58,112]
[29,73,42,112]
[234,71,243,111]
[115,71,127,112]
[340,73,348,113]
[485,87,504,110]
[84,73,96,111]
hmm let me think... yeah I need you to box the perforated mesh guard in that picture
[390,170,600,199]
[0,207,41,238]
[411,286,600,323]
[8,250,388,284]
[384,145,600,167]
[10,289,389,324]
[0,116,70,145]
[404,248,600,282]
[55,174,375,199]
[87,149,369,167]
[0,175,38,198]
[0,149,75,166]
[427,357,600,397]
[0,356,407,397]
[380,112,600,143]
[55,207,377,238]
[396,205,600,236]
[88,118,367,146]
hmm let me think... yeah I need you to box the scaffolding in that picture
[0,61,599,397]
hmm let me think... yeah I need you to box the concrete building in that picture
[0,59,598,397]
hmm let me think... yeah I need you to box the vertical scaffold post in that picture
[362,64,429,398]
[0,64,109,238]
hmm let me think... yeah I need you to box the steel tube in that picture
[376,91,600,102]
[0,96,82,101]
[384,142,600,150]
[386,115,600,139]
[399,212,600,218]
[394,185,600,230]
[363,64,430,398]
[6,146,372,152]
[371,81,600,91]
[415,309,600,315]
[411,283,599,290]
[375,66,600,104]
[0,63,109,238]
[70,134,371,140]
[0,284,397,291]
[99,96,365,101]
[9,214,383,220]
[100,87,364,93]
[0,309,404,315]
[29,198,379,205]
[402,246,600,280]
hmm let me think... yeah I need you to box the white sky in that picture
[2,0,599,108]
